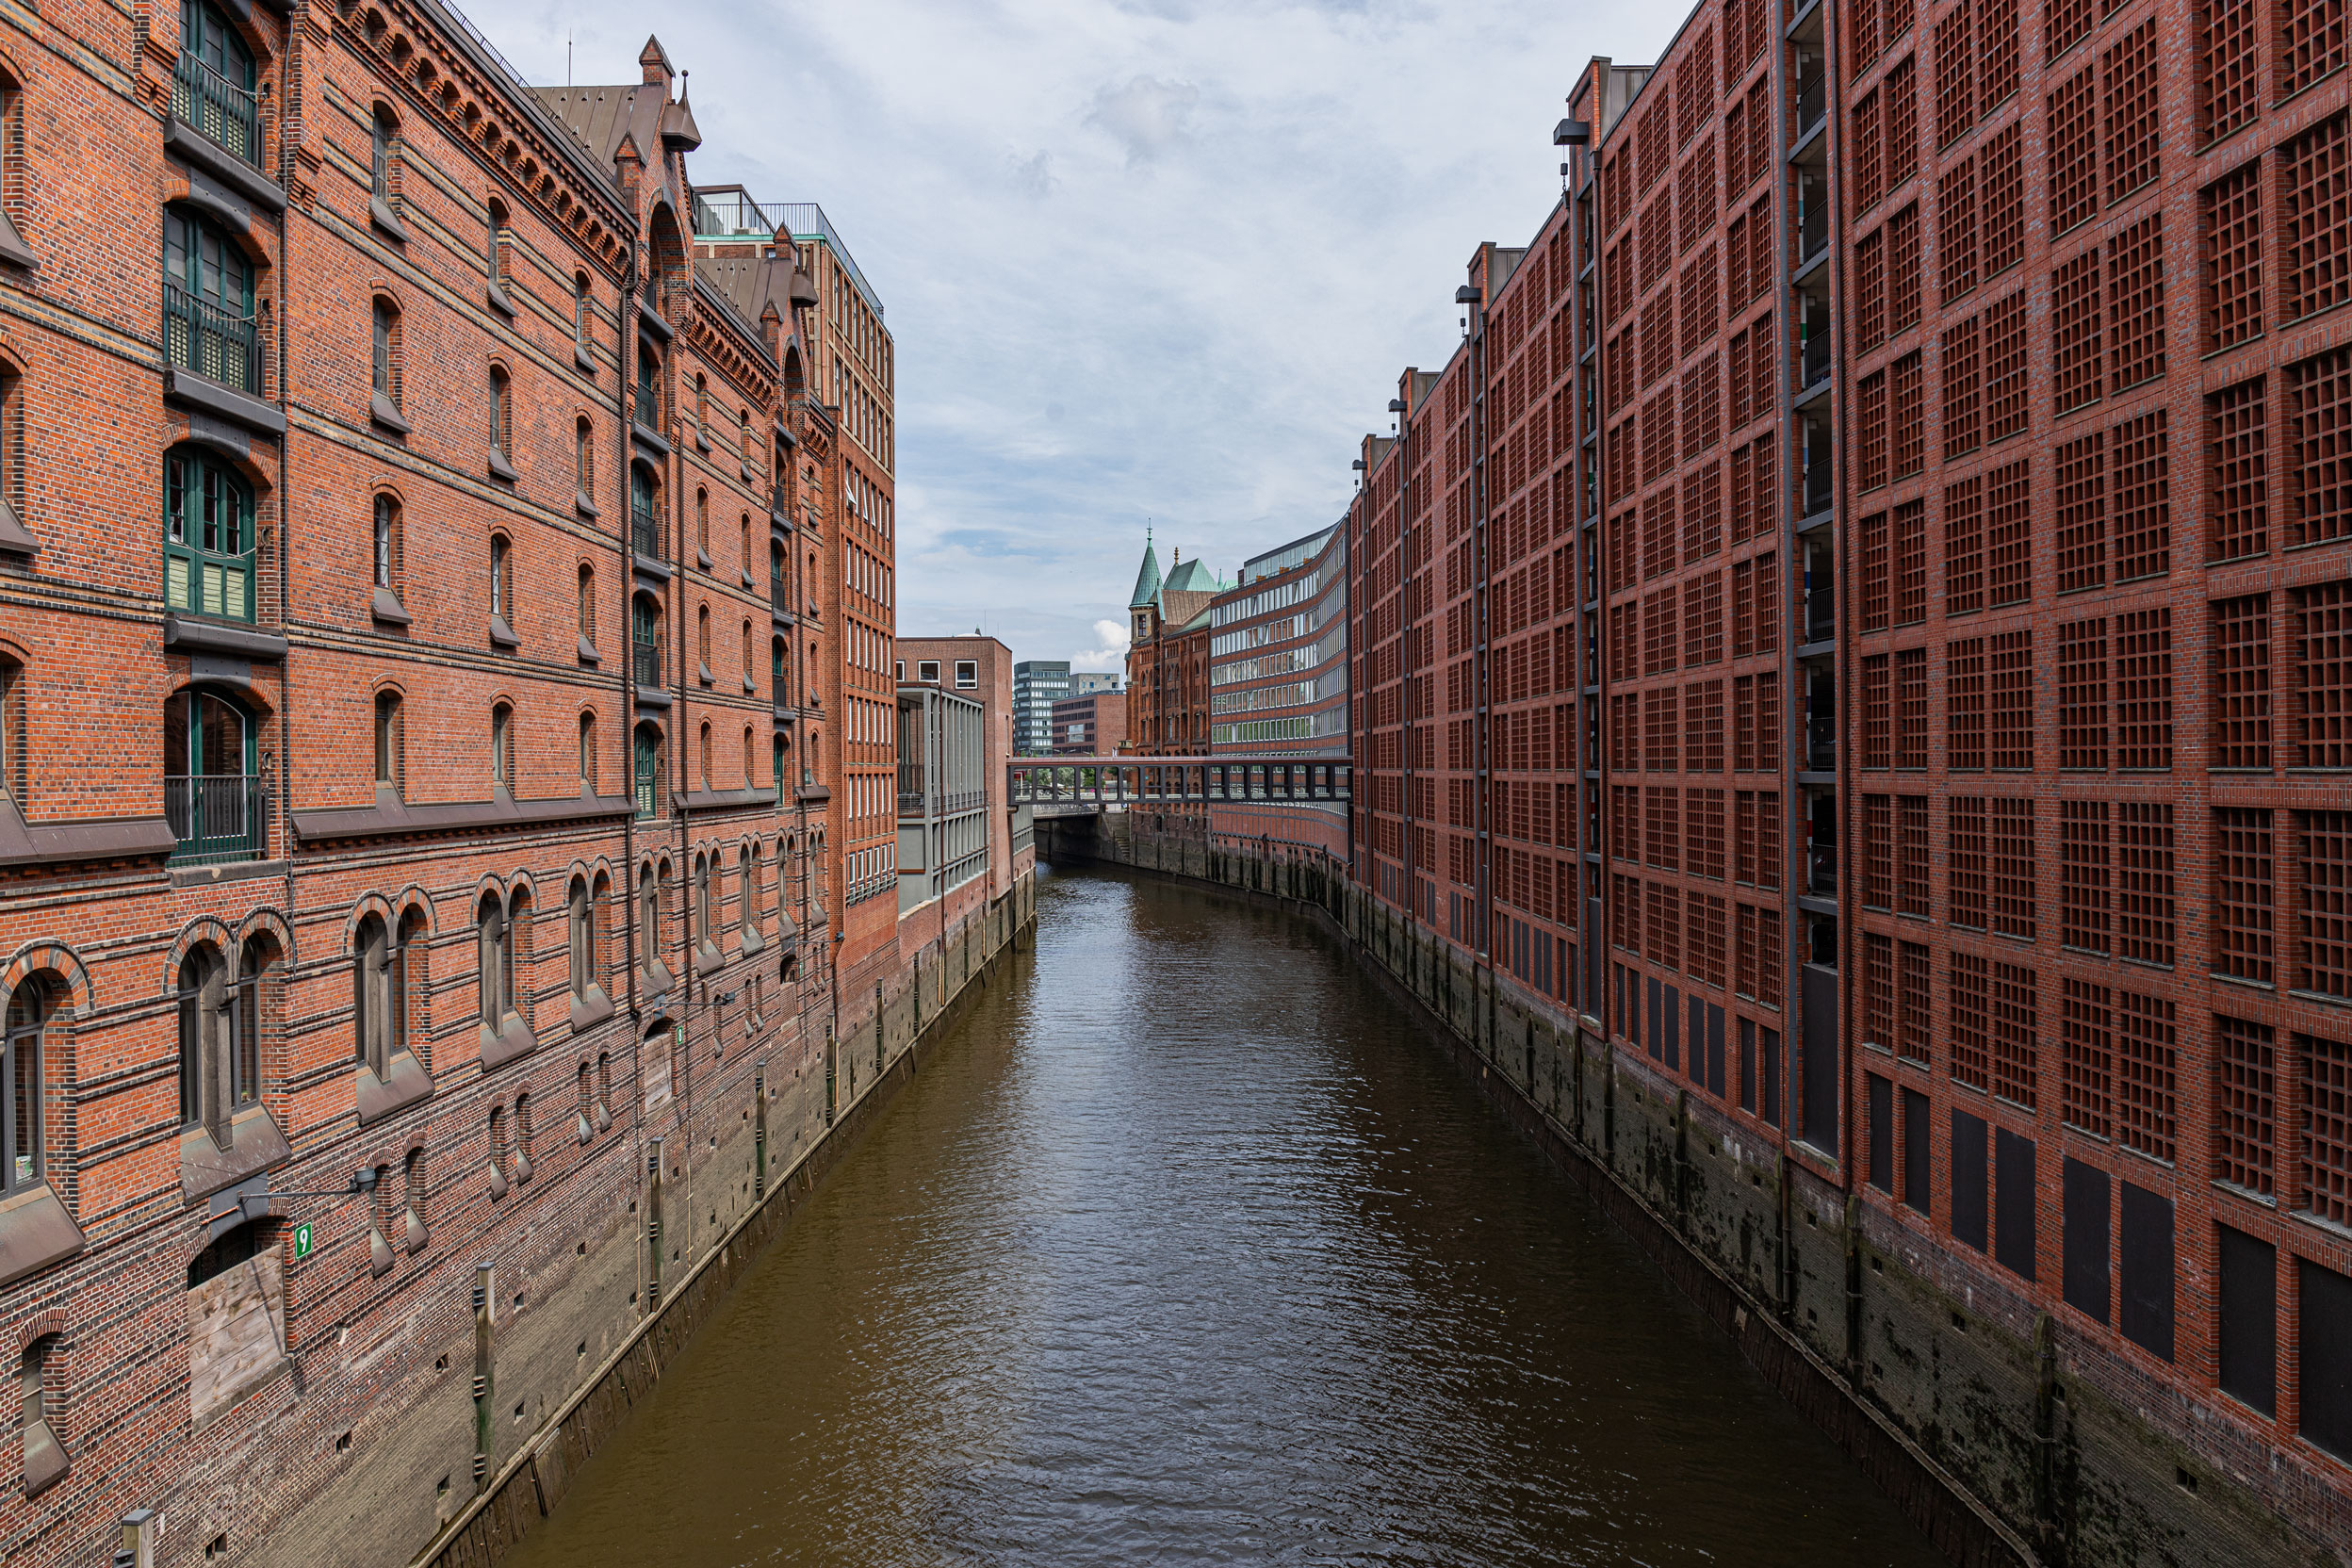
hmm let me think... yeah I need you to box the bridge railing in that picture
[1005,755,1351,808]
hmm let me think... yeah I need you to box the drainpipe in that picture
[272,76,294,949]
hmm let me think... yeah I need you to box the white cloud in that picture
[458,0,1682,672]
[1071,618,1133,669]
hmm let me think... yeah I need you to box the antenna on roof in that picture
[567,31,573,87]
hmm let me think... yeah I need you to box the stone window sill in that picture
[486,280,516,317]
[356,1048,433,1125]
[479,1011,536,1070]
[370,391,411,435]
[579,636,600,665]
[370,585,413,627]
[489,613,520,650]
[576,343,596,374]
[0,1182,84,1289]
[369,194,408,243]
[488,447,519,483]
[576,491,600,520]
[177,1103,291,1202]
[569,985,614,1034]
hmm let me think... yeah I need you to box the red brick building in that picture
[1206,524,1350,858]
[1050,689,1124,754]
[0,10,1003,1567]
[1336,0,2352,1555]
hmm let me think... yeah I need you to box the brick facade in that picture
[1335,0,2352,1556]
[0,6,995,1564]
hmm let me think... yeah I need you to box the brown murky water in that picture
[504,865,1943,1567]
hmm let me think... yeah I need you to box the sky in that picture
[462,0,1682,675]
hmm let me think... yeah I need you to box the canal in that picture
[506,866,1943,1567]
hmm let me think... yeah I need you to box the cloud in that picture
[1071,618,1133,669]
[455,0,1683,676]
[1085,74,1200,167]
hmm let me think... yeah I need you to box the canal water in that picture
[506,867,1942,1567]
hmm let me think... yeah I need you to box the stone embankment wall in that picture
[1042,816,2328,1568]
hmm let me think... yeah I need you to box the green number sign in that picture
[293,1222,313,1262]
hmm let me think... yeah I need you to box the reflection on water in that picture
[504,866,1942,1567]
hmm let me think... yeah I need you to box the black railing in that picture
[164,284,260,394]
[1807,717,1838,774]
[1805,585,1836,644]
[1798,197,1828,266]
[1792,76,1826,142]
[172,55,263,168]
[1808,839,1838,894]
[631,641,662,690]
[631,508,662,560]
[166,774,267,864]
[771,579,790,616]
[1800,328,1830,390]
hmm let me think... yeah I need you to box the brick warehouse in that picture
[0,3,1032,1566]
[1323,0,2352,1558]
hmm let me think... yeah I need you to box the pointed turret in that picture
[1128,530,1162,609]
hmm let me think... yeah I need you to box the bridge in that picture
[1008,755,1352,816]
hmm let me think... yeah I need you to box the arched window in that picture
[633,723,663,819]
[741,620,753,689]
[629,464,659,559]
[489,534,512,623]
[487,365,513,465]
[490,702,513,792]
[694,854,713,951]
[742,726,753,789]
[485,199,509,295]
[567,877,594,999]
[696,604,711,678]
[576,417,594,502]
[698,721,712,790]
[635,343,660,421]
[371,493,400,594]
[739,409,753,469]
[578,710,596,790]
[164,445,254,623]
[694,374,708,443]
[573,272,593,361]
[354,913,392,1077]
[476,893,506,1026]
[175,0,259,167]
[740,514,751,583]
[165,206,257,394]
[631,594,662,692]
[176,940,255,1142]
[369,106,399,206]
[3,981,43,1193]
[394,908,424,1064]
[164,686,258,862]
[20,1331,64,1494]
[371,297,403,416]
[638,862,662,972]
[695,487,710,560]
[578,564,596,650]
[773,736,786,805]
[373,690,401,794]
[739,845,756,941]
[0,652,23,802]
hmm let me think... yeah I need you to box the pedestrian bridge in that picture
[1008,756,1351,817]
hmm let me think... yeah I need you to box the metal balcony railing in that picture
[164,284,260,395]
[631,641,662,690]
[172,55,264,168]
[166,774,267,864]
[771,579,790,616]
[631,507,662,560]
[1805,586,1836,645]
[1808,839,1838,894]
[1800,329,1830,390]
[1807,716,1838,774]
[1797,196,1829,267]
[1792,76,1826,141]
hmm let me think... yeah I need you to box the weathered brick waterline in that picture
[1040,815,2345,1568]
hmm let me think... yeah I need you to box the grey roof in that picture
[532,83,662,170]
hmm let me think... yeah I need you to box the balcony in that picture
[1796,195,1829,269]
[1806,714,1838,775]
[1798,328,1830,394]
[172,54,263,169]
[1807,838,1837,897]
[1791,75,1826,146]
[1803,584,1836,645]
[166,774,267,865]
[165,285,260,396]
[631,641,662,692]
[631,507,662,562]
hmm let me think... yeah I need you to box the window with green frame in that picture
[164,447,255,621]
[633,726,662,819]
[164,209,257,393]
[172,0,260,166]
